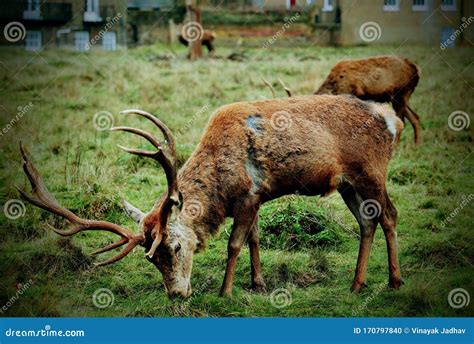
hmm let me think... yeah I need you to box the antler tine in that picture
[120,109,176,153]
[91,237,128,256]
[278,79,292,97]
[114,109,180,205]
[94,239,142,266]
[116,145,158,159]
[17,143,145,266]
[109,127,162,150]
[262,78,276,98]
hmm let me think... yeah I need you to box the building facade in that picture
[0,0,128,51]
[250,0,473,46]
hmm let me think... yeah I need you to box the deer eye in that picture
[174,243,181,254]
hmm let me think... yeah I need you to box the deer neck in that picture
[178,159,227,252]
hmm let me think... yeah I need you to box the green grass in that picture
[0,43,473,317]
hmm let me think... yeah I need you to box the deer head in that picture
[18,110,197,298]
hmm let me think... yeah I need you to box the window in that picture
[84,0,102,22]
[102,32,116,51]
[383,0,400,12]
[23,0,41,20]
[25,31,41,51]
[412,0,428,11]
[441,0,456,11]
[322,0,334,12]
[285,0,298,9]
[75,31,90,52]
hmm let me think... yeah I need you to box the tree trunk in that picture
[185,0,202,60]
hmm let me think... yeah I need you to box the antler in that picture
[17,143,145,266]
[278,79,292,97]
[110,109,180,258]
[110,109,180,205]
[262,78,276,98]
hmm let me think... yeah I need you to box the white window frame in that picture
[23,0,41,20]
[412,0,428,11]
[383,0,400,12]
[102,32,117,51]
[84,0,102,22]
[75,31,90,52]
[322,0,334,12]
[25,30,41,51]
[441,0,456,11]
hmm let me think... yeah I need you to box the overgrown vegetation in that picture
[0,43,472,317]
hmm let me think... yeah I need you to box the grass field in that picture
[0,43,473,317]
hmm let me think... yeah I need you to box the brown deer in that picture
[314,56,421,144]
[18,95,404,298]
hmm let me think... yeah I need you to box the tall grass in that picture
[0,43,472,317]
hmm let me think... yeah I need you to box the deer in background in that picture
[19,95,404,298]
[314,55,421,144]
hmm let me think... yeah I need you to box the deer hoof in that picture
[219,287,233,298]
[250,280,267,293]
[388,277,404,289]
[350,281,368,293]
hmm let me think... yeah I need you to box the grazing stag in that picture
[314,56,421,144]
[19,95,404,297]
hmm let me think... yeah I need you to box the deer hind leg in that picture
[248,215,266,292]
[380,192,403,289]
[220,197,260,297]
[393,97,420,144]
[338,183,378,293]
